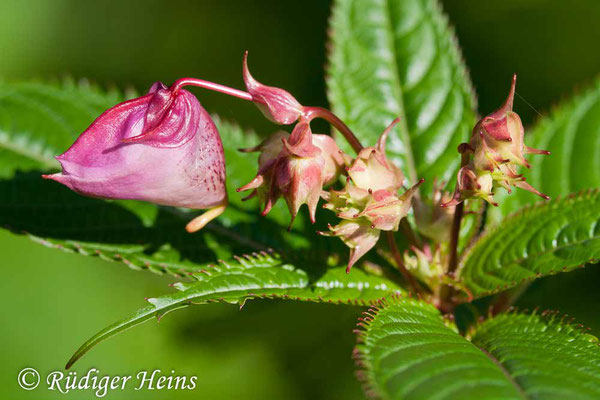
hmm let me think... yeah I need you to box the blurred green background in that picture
[1,0,599,399]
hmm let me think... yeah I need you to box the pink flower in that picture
[44,82,227,223]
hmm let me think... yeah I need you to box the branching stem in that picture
[437,150,471,312]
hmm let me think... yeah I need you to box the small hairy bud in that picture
[44,82,227,210]
[238,123,345,227]
[243,52,303,125]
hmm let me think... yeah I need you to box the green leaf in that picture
[493,78,600,220]
[327,0,476,191]
[354,296,523,399]
[459,190,600,298]
[470,311,600,400]
[66,251,403,368]
[0,79,127,177]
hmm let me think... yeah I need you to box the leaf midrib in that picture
[478,347,528,400]
[382,0,418,184]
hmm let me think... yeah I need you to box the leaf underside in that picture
[356,296,600,400]
[459,190,600,298]
[66,251,402,368]
[327,0,476,191]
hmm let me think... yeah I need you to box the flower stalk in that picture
[170,78,254,101]
[301,106,364,153]
[447,147,470,275]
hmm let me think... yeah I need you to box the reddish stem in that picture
[447,149,471,274]
[447,201,464,275]
[170,78,254,102]
[301,106,364,152]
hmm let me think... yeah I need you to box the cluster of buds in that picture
[444,75,550,207]
[319,119,422,272]
[403,245,445,290]
[238,58,425,271]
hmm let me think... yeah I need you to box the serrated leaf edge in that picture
[458,189,600,298]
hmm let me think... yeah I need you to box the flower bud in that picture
[471,75,549,170]
[238,123,345,226]
[321,120,422,272]
[444,164,496,207]
[44,82,227,211]
[319,220,380,274]
[243,52,303,125]
[346,118,404,192]
[403,245,444,289]
[447,76,550,206]
[322,181,420,272]
[324,178,419,230]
